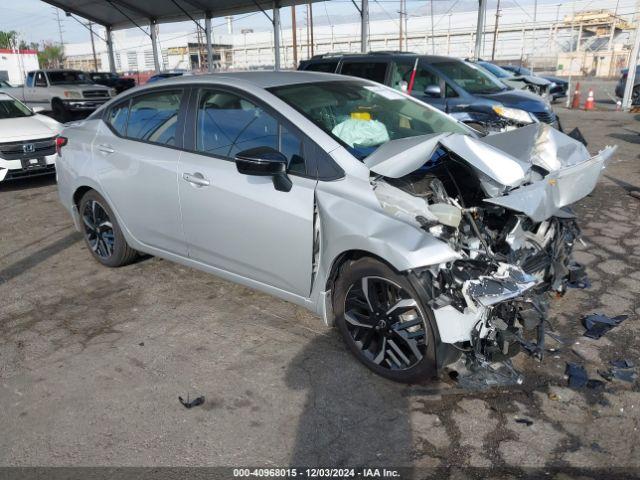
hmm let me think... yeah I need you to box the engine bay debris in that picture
[366,122,617,386]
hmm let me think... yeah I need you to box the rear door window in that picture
[304,61,338,73]
[126,90,183,146]
[339,62,389,84]
[107,100,130,136]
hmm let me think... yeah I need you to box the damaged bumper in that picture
[485,145,616,222]
[368,122,615,372]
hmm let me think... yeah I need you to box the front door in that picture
[178,87,316,297]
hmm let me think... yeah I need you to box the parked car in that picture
[0,92,62,182]
[299,53,560,133]
[501,65,568,102]
[87,71,135,93]
[146,71,188,84]
[56,72,614,383]
[614,66,640,105]
[476,61,552,98]
[0,69,114,122]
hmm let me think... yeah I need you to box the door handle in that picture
[97,144,115,154]
[182,172,210,187]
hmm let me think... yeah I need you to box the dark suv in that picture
[299,53,560,132]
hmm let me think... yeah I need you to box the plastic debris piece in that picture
[515,418,533,426]
[138,342,145,347]
[586,379,605,390]
[456,360,524,390]
[582,313,628,339]
[179,395,205,409]
[611,368,637,383]
[565,362,588,388]
[611,359,634,369]
[567,277,591,289]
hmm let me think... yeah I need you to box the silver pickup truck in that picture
[0,69,115,122]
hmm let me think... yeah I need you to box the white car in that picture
[0,93,62,182]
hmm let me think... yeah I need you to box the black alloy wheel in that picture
[78,190,137,267]
[82,199,115,259]
[334,257,438,383]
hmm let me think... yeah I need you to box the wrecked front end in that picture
[368,123,616,377]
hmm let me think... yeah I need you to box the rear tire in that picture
[79,190,137,267]
[333,257,438,383]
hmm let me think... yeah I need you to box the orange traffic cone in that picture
[584,88,595,110]
[571,82,581,109]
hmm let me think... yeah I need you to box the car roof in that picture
[145,70,352,89]
[306,53,462,64]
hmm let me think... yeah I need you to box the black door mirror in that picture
[424,85,441,97]
[235,146,292,192]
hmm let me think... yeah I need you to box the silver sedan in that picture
[56,71,614,383]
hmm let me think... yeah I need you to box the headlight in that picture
[492,105,534,124]
[63,90,82,99]
[109,88,117,97]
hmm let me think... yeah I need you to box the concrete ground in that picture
[1,106,639,475]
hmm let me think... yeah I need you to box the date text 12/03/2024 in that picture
[233,468,401,478]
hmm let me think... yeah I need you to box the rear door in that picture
[177,86,317,297]
[92,88,188,255]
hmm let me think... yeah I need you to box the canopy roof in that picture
[41,0,324,29]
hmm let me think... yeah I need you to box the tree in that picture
[18,40,40,51]
[0,30,18,49]
[38,43,64,68]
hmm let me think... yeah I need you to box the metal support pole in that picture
[273,1,281,70]
[292,6,298,67]
[205,15,213,72]
[622,25,640,110]
[360,0,369,53]
[530,0,537,73]
[473,0,486,60]
[89,22,98,71]
[106,26,116,73]
[491,0,500,60]
[150,21,161,73]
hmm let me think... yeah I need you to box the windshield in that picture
[478,62,512,79]
[0,97,33,119]
[433,61,506,95]
[48,71,91,85]
[269,80,469,160]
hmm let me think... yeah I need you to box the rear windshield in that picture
[433,61,506,95]
[48,71,91,84]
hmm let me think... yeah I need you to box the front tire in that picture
[79,190,137,267]
[333,257,438,383]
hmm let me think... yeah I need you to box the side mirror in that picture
[235,146,292,192]
[424,85,442,97]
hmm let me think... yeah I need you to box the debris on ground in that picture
[566,362,608,390]
[566,362,589,388]
[515,418,534,426]
[582,313,628,339]
[566,263,591,289]
[599,359,638,383]
[138,342,145,347]
[456,360,524,390]
[178,395,205,409]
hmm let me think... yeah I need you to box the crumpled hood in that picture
[367,123,616,222]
